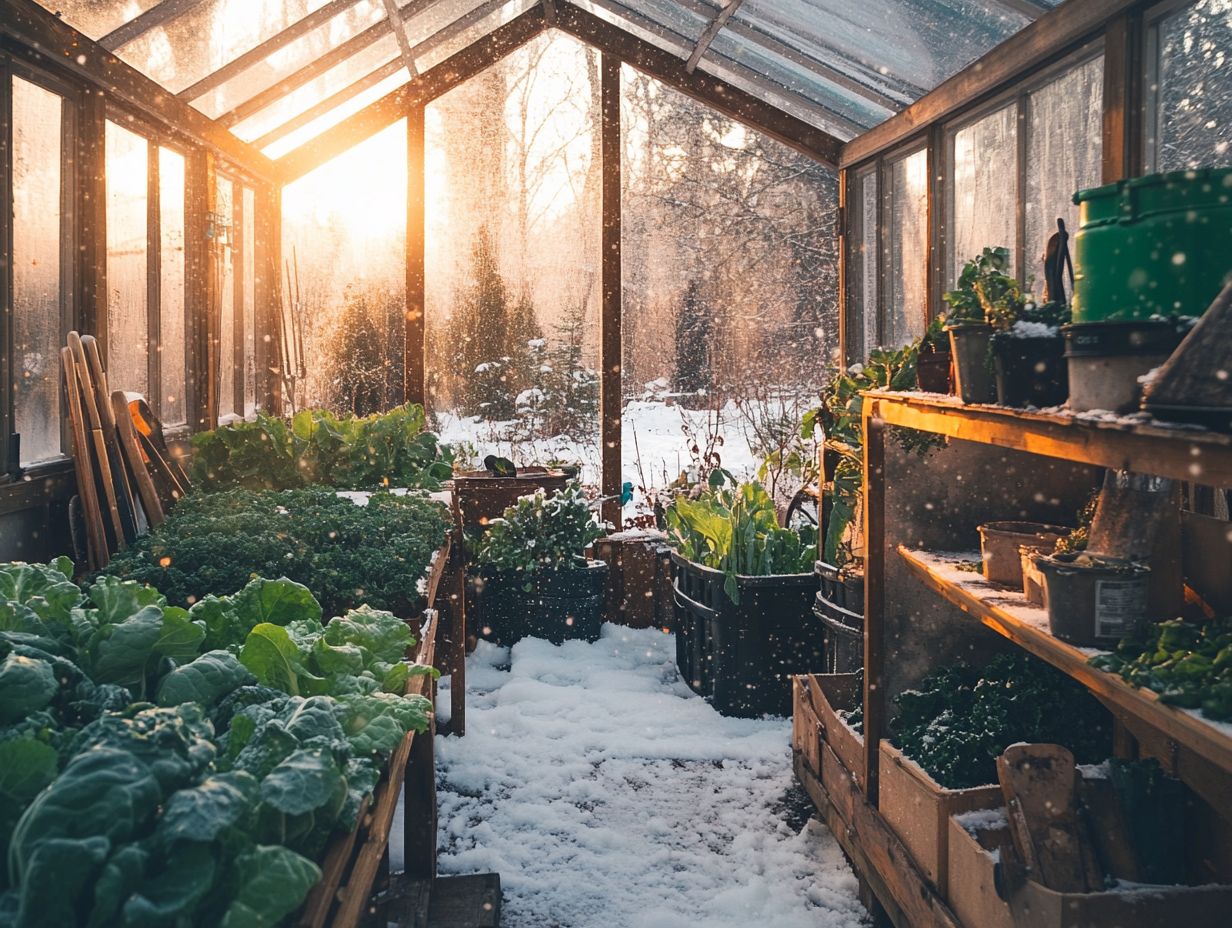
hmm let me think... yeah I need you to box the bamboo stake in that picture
[62,347,108,569]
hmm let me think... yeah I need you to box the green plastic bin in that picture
[1071,168,1232,323]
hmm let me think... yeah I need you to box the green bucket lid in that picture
[1074,167,1232,226]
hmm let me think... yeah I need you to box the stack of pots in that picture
[1067,168,1232,412]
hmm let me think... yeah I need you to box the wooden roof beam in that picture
[98,0,211,51]
[381,0,420,78]
[554,2,844,163]
[686,0,743,73]
[276,5,549,183]
[1,0,279,184]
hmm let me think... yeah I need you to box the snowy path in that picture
[429,626,870,928]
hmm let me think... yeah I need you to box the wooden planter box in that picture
[1007,878,1232,928]
[946,810,1014,928]
[296,541,452,927]
[792,676,822,775]
[878,741,1002,895]
[590,530,670,629]
[451,469,568,532]
[807,673,865,793]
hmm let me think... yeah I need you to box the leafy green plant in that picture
[104,488,450,619]
[943,246,1014,325]
[803,344,942,566]
[1054,488,1098,554]
[191,403,454,492]
[1089,617,1232,720]
[664,478,817,603]
[476,483,603,587]
[891,652,1111,789]
[0,562,438,926]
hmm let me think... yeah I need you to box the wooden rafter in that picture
[276,6,549,182]
[253,59,404,151]
[579,0,864,138]
[674,0,910,110]
[542,0,558,27]
[0,0,278,184]
[98,0,210,51]
[178,0,369,101]
[686,0,743,73]
[381,0,420,78]
[992,0,1052,18]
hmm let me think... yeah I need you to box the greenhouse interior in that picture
[1,0,1231,925]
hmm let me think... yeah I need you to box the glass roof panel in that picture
[412,0,537,71]
[34,1,165,41]
[735,0,1030,98]
[568,0,695,59]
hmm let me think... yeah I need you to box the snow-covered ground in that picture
[420,627,869,928]
[435,399,762,493]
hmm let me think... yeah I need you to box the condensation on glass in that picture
[242,186,258,417]
[159,147,188,426]
[1025,56,1104,285]
[885,147,928,348]
[12,76,66,465]
[105,119,150,397]
[1150,0,1232,171]
[217,176,237,420]
[949,103,1018,286]
[845,165,879,361]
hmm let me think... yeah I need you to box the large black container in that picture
[670,552,823,717]
[990,333,1068,408]
[475,560,608,646]
[813,561,865,674]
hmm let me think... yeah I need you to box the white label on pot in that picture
[1094,579,1146,638]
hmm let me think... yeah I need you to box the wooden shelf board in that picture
[865,391,1232,486]
[897,546,1232,777]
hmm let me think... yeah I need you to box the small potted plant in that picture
[474,482,608,645]
[943,248,1004,404]
[915,313,953,394]
[987,294,1071,408]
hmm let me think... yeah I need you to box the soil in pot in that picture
[916,349,953,394]
[947,323,996,404]
[991,331,1067,408]
[1036,552,1150,647]
[1063,320,1188,413]
[978,521,1069,587]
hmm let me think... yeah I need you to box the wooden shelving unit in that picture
[803,391,1232,928]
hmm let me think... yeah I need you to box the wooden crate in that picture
[946,811,1014,928]
[590,530,669,629]
[806,673,865,792]
[1007,878,1232,928]
[451,469,568,531]
[878,741,1002,896]
[296,540,451,928]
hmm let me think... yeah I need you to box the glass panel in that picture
[12,77,65,466]
[412,0,538,73]
[708,29,893,130]
[568,0,690,59]
[106,120,150,396]
[1025,56,1103,291]
[159,147,187,426]
[853,167,879,357]
[282,120,407,412]
[1152,0,1232,171]
[243,186,258,416]
[217,176,237,419]
[736,0,1029,100]
[886,147,928,348]
[33,1,163,42]
[122,1,387,99]
[949,103,1018,286]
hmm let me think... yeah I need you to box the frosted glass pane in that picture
[243,186,258,417]
[33,1,162,41]
[218,177,237,419]
[160,148,187,426]
[1025,56,1103,289]
[847,168,878,360]
[950,103,1017,286]
[106,120,150,396]
[886,148,928,348]
[12,77,64,465]
[1153,0,1232,170]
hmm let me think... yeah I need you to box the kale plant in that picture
[104,488,450,618]
[476,482,603,586]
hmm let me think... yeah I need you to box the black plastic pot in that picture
[812,561,864,674]
[946,323,996,404]
[671,552,823,717]
[475,560,608,646]
[1035,552,1150,647]
[916,349,953,394]
[990,333,1067,408]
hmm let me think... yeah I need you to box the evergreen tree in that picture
[329,284,404,416]
[674,279,712,397]
[444,226,542,420]
[537,301,599,440]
